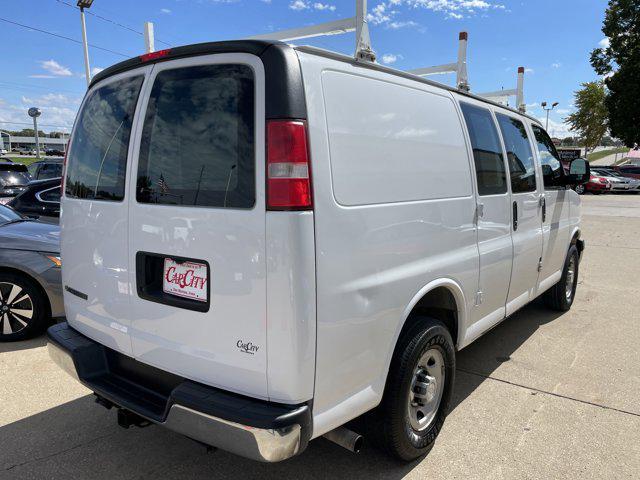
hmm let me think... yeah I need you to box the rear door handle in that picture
[540,196,546,222]
[512,201,518,231]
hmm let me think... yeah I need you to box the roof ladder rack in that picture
[407,32,470,91]
[478,67,526,113]
[250,0,375,63]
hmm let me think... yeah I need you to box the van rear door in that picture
[62,67,151,355]
[126,54,268,399]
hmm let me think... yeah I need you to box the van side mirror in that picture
[565,158,590,186]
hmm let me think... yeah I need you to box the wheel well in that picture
[405,286,459,346]
[0,266,52,318]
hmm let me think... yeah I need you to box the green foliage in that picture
[590,0,640,146]
[566,82,609,153]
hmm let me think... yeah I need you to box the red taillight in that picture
[266,120,312,210]
[139,49,171,63]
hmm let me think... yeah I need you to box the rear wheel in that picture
[0,273,48,342]
[375,316,455,461]
[544,245,579,311]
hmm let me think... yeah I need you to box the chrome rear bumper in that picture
[47,322,311,462]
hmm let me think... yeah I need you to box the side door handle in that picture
[540,195,546,222]
[512,201,518,231]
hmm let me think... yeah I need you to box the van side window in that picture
[66,75,143,201]
[460,103,507,195]
[136,64,255,209]
[532,125,564,188]
[496,114,536,193]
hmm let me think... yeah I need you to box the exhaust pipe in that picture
[323,427,363,453]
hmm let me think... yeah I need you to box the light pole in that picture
[78,0,94,87]
[541,101,559,131]
[28,107,42,159]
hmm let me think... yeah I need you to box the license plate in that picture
[163,258,208,302]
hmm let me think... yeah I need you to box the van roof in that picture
[90,39,541,126]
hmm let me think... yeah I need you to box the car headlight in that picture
[43,254,61,267]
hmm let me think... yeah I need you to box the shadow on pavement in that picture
[0,302,566,479]
[452,300,565,411]
[0,336,46,354]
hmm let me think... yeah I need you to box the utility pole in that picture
[77,1,95,87]
[541,101,559,131]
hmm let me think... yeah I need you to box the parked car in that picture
[590,168,636,192]
[16,147,36,156]
[574,173,611,194]
[0,204,63,341]
[0,148,7,155]
[45,149,65,157]
[27,159,63,180]
[615,164,640,180]
[0,163,32,198]
[48,40,589,463]
[8,178,61,223]
[598,168,640,193]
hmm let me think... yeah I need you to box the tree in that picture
[566,82,609,153]
[591,0,640,147]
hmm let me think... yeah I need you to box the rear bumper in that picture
[47,322,311,462]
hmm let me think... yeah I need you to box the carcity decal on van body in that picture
[237,340,259,355]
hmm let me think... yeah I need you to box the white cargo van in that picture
[48,40,589,462]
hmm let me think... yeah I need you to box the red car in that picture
[575,173,611,194]
[615,164,640,180]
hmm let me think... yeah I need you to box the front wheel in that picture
[376,317,455,461]
[0,273,49,341]
[544,245,579,311]
[574,184,585,195]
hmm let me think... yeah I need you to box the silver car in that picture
[0,205,63,341]
[590,168,636,192]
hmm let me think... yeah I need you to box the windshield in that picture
[0,205,24,225]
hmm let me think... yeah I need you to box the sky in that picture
[0,0,611,138]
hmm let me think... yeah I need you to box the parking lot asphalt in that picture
[1,194,639,479]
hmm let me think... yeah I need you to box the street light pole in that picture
[77,1,95,87]
[541,101,559,131]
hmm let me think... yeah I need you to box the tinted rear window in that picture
[460,103,507,195]
[65,75,143,201]
[0,170,30,185]
[136,64,255,208]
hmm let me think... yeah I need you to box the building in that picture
[0,135,69,152]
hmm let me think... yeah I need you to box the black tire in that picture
[574,184,585,195]
[0,272,49,342]
[375,316,455,461]
[544,245,579,312]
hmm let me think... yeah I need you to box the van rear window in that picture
[65,75,143,201]
[136,64,255,209]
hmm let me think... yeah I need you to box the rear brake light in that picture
[266,120,312,210]
[139,49,171,63]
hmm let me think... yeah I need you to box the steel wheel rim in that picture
[407,348,445,432]
[565,256,576,302]
[0,282,34,335]
[575,185,584,194]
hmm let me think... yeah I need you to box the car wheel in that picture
[0,273,49,342]
[574,184,585,195]
[544,245,579,312]
[375,316,455,461]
